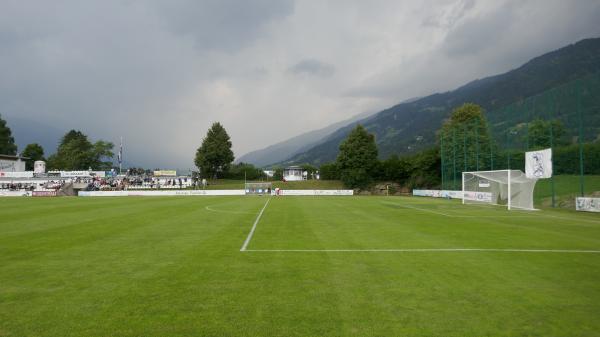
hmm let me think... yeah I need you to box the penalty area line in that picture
[240,198,271,252]
[243,248,600,253]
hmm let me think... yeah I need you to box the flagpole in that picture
[119,136,123,175]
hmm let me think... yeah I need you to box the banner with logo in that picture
[272,190,354,196]
[413,190,463,199]
[463,191,493,203]
[525,148,552,179]
[576,197,600,212]
[32,191,57,197]
[78,190,245,197]
[60,171,91,178]
[154,170,177,177]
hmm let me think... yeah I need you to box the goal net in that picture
[462,170,537,210]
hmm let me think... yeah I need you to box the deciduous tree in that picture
[22,143,45,170]
[0,114,17,155]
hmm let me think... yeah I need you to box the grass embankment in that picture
[534,175,600,208]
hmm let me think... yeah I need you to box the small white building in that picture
[0,154,27,172]
[283,166,306,181]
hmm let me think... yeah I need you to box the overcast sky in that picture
[1,0,599,168]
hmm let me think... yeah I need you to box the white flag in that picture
[525,148,552,179]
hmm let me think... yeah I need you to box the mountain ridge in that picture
[280,37,600,165]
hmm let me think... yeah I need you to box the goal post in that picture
[462,170,537,210]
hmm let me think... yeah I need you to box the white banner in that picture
[60,171,91,177]
[0,191,32,197]
[525,148,552,179]
[78,191,129,197]
[273,189,354,196]
[463,191,493,202]
[0,171,34,178]
[79,190,245,197]
[576,198,600,212]
[413,190,463,199]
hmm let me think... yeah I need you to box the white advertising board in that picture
[463,191,493,203]
[272,190,354,196]
[79,190,245,197]
[78,191,129,197]
[60,171,91,177]
[576,197,600,213]
[0,191,32,197]
[412,190,463,199]
[0,171,34,178]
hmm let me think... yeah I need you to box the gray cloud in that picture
[0,0,599,169]
[158,0,294,52]
[288,59,335,78]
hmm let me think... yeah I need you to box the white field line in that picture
[205,205,256,215]
[244,248,600,253]
[385,201,600,222]
[456,203,600,224]
[383,202,539,218]
[383,202,454,217]
[538,213,600,225]
[240,198,271,252]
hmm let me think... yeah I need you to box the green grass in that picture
[535,175,600,207]
[1,196,600,336]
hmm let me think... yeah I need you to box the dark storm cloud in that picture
[346,0,600,100]
[288,59,335,78]
[0,0,599,168]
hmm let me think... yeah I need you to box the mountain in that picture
[236,110,376,167]
[282,37,600,165]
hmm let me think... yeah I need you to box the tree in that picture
[195,122,234,179]
[22,143,45,170]
[272,167,283,180]
[378,155,412,183]
[336,124,378,189]
[47,130,113,170]
[0,114,17,155]
[224,162,266,180]
[527,119,567,149]
[440,103,494,172]
[319,162,339,180]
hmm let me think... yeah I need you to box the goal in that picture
[462,170,537,210]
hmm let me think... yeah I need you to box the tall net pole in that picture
[440,133,445,190]
[453,129,457,190]
[550,90,556,208]
[463,125,467,172]
[577,79,585,197]
[506,129,511,169]
[475,119,480,171]
[489,125,494,170]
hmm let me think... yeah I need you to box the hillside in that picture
[236,110,375,167]
[282,37,600,166]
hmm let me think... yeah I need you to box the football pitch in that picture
[1,196,600,336]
